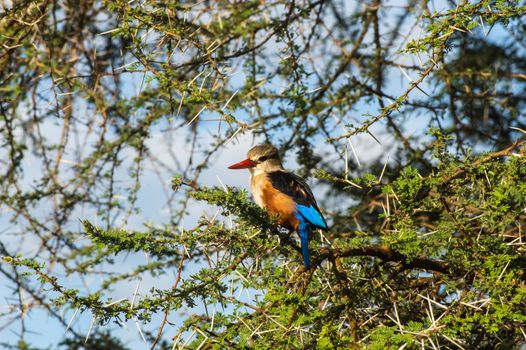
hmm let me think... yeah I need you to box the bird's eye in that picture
[259,156,268,162]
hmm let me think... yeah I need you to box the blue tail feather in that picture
[298,218,311,269]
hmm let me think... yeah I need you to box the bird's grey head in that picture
[227,144,284,174]
[247,144,284,174]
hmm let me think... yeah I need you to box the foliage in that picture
[0,0,525,349]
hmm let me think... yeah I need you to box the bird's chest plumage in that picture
[250,173,299,230]
[250,174,266,208]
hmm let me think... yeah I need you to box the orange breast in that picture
[251,175,299,230]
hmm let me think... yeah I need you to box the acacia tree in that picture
[1,0,525,349]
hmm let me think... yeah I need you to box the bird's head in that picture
[228,144,283,174]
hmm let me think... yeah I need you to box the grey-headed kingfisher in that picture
[228,144,328,269]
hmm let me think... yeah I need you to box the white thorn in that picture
[187,106,206,125]
[84,316,97,344]
[65,307,80,332]
[130,279,142,310]
[135,317,146,342]
[221,89,239,111]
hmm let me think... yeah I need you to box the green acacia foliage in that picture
[1,0,525,349]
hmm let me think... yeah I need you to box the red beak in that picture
[228,158,257,169]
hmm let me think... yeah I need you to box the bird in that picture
[228,144,328,269]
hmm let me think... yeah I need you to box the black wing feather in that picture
[267,171,319,209]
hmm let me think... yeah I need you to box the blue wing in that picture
[296,204,328,229]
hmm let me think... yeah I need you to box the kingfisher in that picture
[228,144,328,269]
